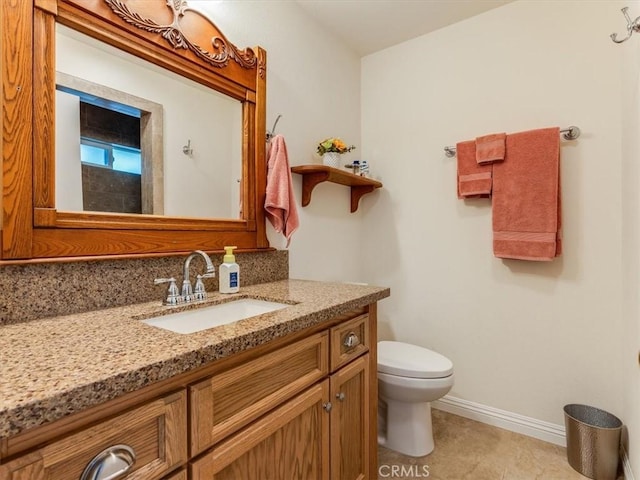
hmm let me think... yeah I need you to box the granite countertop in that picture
[0,279,389,440]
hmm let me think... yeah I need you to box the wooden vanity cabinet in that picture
[0,391,187,480]
[191,381,331,479]
[0,305,378,480]
[328,313,372,480]
[190,310,373,480]
[189,332,329,456]
[330,354,370,480]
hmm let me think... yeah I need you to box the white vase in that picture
[322,152,342,168]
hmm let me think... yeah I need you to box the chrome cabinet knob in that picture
[336,392,345,401]
[80,444,136,480]
[323,402,333,412]
[343,332,360,349]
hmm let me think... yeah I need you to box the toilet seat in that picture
[378,340,453,379]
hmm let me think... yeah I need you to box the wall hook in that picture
[266,114,282,142]
[611,7,640,44]
[183,139,193,156]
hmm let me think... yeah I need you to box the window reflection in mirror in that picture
[55,24,243,220]
[57,86,144,214]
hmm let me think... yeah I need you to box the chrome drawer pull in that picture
[343,332,360,349]
[80,444,136,480]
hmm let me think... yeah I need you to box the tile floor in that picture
[378,409,624,480]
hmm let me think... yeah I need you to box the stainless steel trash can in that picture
[564,404,622,480]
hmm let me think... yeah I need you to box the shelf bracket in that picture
[291,165,382,213]
[350,185,376,213]
[299,172,330,207]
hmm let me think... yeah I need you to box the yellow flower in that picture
[316,137,356,155]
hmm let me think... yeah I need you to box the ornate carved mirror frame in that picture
[1,0,268,260]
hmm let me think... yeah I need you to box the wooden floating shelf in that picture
[290,165,383,213]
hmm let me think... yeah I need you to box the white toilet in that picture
[377,340,454,457]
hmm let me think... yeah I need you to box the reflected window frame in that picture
[56,71,164,215]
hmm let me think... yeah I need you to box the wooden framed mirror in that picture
[1,0,268,260]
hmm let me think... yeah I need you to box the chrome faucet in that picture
[155,250,216,305]
[181,250,216,302]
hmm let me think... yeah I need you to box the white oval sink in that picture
[141,298,290,334]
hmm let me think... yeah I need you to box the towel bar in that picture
[443,126,580,158]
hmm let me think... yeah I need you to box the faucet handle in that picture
[154,277,183,306]
[194,275,205,301]
[194,272,216,301]
[181,278,194,303]
[193,274,206,301]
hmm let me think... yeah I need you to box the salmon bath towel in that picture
[476,132,506,164]
[492,127,561,261]
[265,135,299,246]
[457,140,492,198]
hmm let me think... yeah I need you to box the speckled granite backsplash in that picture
[0,250,288,325]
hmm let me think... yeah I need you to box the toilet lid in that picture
[378,341,453,379]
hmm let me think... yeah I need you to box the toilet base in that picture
[379,397,434,457]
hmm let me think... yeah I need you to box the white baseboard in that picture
[433,395,636,479]
[432,395,566,447]
[622,445,636,480]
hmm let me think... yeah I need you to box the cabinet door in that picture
[191,381,330,480]
[0,391,187,480]
[330,354,370,480]
[190,332,328,454]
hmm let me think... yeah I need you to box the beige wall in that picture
[622,0,640,472]
[197,1,365,281]
[51,0,639,469]
[362,0,628,450]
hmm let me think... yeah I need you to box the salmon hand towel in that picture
[457,140,492,198]
[265,135,299,246]
[476,132,506,164]
[492,127,561,261]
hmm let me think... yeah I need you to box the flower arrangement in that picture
[316,137,356,156]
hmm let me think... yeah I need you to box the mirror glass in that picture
[55,24,243,219]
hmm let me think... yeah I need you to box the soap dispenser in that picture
[219,246,239,293]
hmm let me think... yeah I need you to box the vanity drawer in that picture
[189,332,329,455]
[0,391,187,480]
[330,313,370,372]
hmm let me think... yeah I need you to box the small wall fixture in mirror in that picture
[183,140,193,156]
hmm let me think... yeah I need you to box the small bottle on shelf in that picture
[359,161,369,177]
